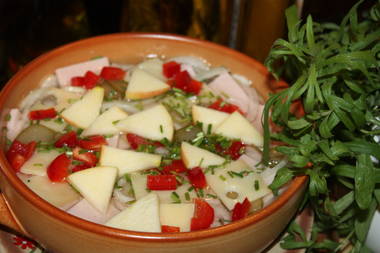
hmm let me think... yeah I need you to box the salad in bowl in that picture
[5,54,286,233]
[0,34,306,253]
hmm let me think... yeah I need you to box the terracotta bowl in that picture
[0,33,307,253]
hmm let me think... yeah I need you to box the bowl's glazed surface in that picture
[0,33,307,253]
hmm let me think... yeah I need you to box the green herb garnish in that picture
[263,1,380,251]
[171,192,181,203]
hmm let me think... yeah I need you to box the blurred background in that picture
[0,0,363,86]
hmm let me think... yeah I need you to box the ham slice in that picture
[55,57,109,87]
[209,72,250,113]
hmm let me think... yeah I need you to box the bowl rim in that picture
[0,32,308,242]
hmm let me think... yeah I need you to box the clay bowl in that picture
[0,33,307,253]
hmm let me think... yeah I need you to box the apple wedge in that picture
[19,175,80,210]
[99,145,162,176]
[81,106,128,136]
[205,159,270,210]
[126,68,170,99]
[61,87,104,129]
[137,58,165,80]
[214,111,263,147]
[55,57,109,86]
[20,150,60,176]
[116,104,173,141]
[67,166,118,213]
[106,192,161,232]
[160,203,195,232]
[181,142,225,169]
[192,105,229,133]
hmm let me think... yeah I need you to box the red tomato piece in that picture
[161,225,180,233]
[7,153,26,172]
[147,175,177,190]
[231,198,251,222]
[187,79,202,95]
[163,61,181,78]
[190,198,214,231]
[23,141,37,160]
[187,167,207,189]
[208,99,243,114]
[71,163,91,173]
[126,133,151,150]
[100,66,126,80]
[28,108,57,120]
[225,141,245,160]
[125,133,162,150]
[78,135,107,151]
[173,71,202,95]
[7,140,26,155]
[162,159,188,174]
[7,140,36,158]
[6,140,36,172]
[55,131,78,148]
[82,71,100,89]
[72,147,98,167]
[47,153,71,182]
[71,76,84,87]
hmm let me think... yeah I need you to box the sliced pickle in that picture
[16,124,57,143]
[250,198,264,213]
[174,124,202,143]
[98,80,128,100]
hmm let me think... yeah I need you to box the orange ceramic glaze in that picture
[0,33,308,253]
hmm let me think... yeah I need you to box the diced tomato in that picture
[225,141,246,160]
[6,140,36,172]
[78,135,107,151]
[71,163,91,173]
[172,71,202,95]
[29,108,57,120]
[161,225,180,233]
[83,71,100,89]
[100,66,126,80]
[163,61,181,78]
[23,141,37,160]
[231,198,251,221]
[71,71,100,89]
[126,133,151,150]
[161,159,187,174]
[47,153,71,182]
[7,140,27,155]
[71,76,84,87]
[55,131,78,148]
[190,198,214,231]
[208,99,243,114]
[187,167,207,189]
[147,174,177,190]
[126,133,162,150]
[7,140,36,158]
[215,141,245,160]
[72,147,98,167]
[7,153,26,172]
